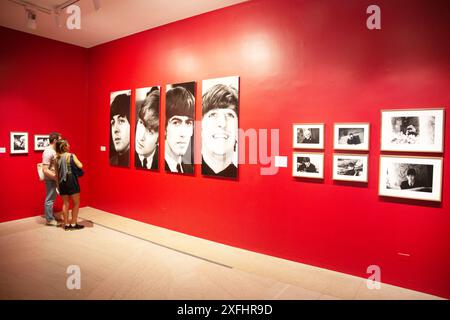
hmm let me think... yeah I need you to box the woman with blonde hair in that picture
[55,139,84,231]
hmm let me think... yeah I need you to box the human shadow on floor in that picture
[78,219,94,228]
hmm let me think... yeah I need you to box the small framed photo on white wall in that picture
[10,132,28,154]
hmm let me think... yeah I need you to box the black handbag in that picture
[70,154,84,177]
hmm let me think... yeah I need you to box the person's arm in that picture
[42,163,56,180]
[72,154,83,169]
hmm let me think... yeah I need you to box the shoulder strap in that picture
[66,153,73,174]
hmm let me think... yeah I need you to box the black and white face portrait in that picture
[109,90,131,167]
[292,152,324,179]
[10,132,28,154]
[299,128,318,144]
[165,82,195,174]
[34,135,50,151]
[333,154,368,182]
[297,157,318,173]
[379,156,443,202]
[334,123,370,151]
[293,124,324,149]
[135,87,160,171]
[381,109,444,152]
[386,163,433,192]
[201,76,239,178]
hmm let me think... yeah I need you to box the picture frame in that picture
[379,155,443,202]
[164,81,196,175]
[380,108,445,153]
[293,123,324,149]
[332,154,368,183]
[10,132,28,154]
[334,123,370,151]
[109,89,132,167]
[292,152,324,179]
[201,76,239,178]
[134,86,161,171]
[34,134,50,151]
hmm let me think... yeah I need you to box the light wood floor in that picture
[0,207,443,300]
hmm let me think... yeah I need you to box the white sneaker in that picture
[46,219,58,226]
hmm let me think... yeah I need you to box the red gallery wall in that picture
[0,0,449,298]
[87,0,450,298]
[0,27,89,221]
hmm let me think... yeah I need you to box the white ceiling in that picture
[0,0,248,48]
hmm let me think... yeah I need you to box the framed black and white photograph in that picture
[333,154,368,183]
[201,76,239,178]
[292,152,324,179]
[293,124,324,149]
[379,155,443,202]
[334,123,370,151]
[110,89,131,167]
[135,86,160,171]
[10,132,28,154]
[34,134,50,151]
[381,108,444,153]
[165,81,195,174]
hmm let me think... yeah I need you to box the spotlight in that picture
[26,9,37,30]
[93,0,101,11]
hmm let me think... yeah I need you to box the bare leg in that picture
[70,193,80,225]
[61,195,70,226]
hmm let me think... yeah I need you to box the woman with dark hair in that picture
[55,139,84,231]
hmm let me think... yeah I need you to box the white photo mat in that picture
[293,123,324,149]
[379,155,443,202]
[380,108,444,153]
[10,132,28,154]
[292,152,324,179]
[333,154,368,182]
[334,123,370,151]
[34,134,50,151]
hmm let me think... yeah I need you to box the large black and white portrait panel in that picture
[10,132,28,154]
[201,76,239,178]
[165,81,195,174]
[293,124,324,149]
[292,152,324,179]
[333,154,368,182]
[381,108,444,152]
[110,90,131,167]
[334,123,370,151]
[379,156,443,202]
[135,86,160,171]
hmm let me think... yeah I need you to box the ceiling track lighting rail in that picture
[9,0,82,14]
[9,0,51,14]
[8,0,101,29]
